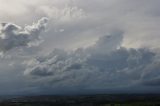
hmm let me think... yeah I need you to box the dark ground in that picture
[1,94,160,106]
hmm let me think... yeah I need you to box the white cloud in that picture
[0,17,48,52]
[37,5,86,23]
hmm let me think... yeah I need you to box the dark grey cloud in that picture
[0,17,48,52]
[142,78,160,86]
[24,32,160,91]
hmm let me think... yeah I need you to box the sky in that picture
[0,0,160,95]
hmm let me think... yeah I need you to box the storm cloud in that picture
[24,32,160,91]
[1,0,160,95]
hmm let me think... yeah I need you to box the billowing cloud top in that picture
[24,33,158,92]
[0,17,48,52]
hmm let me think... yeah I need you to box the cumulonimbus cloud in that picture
[0,17,48,52]
[24,31,160,90]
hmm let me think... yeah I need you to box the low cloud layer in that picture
[0,17,48,52]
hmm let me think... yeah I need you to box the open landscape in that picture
[1,94,160,106]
